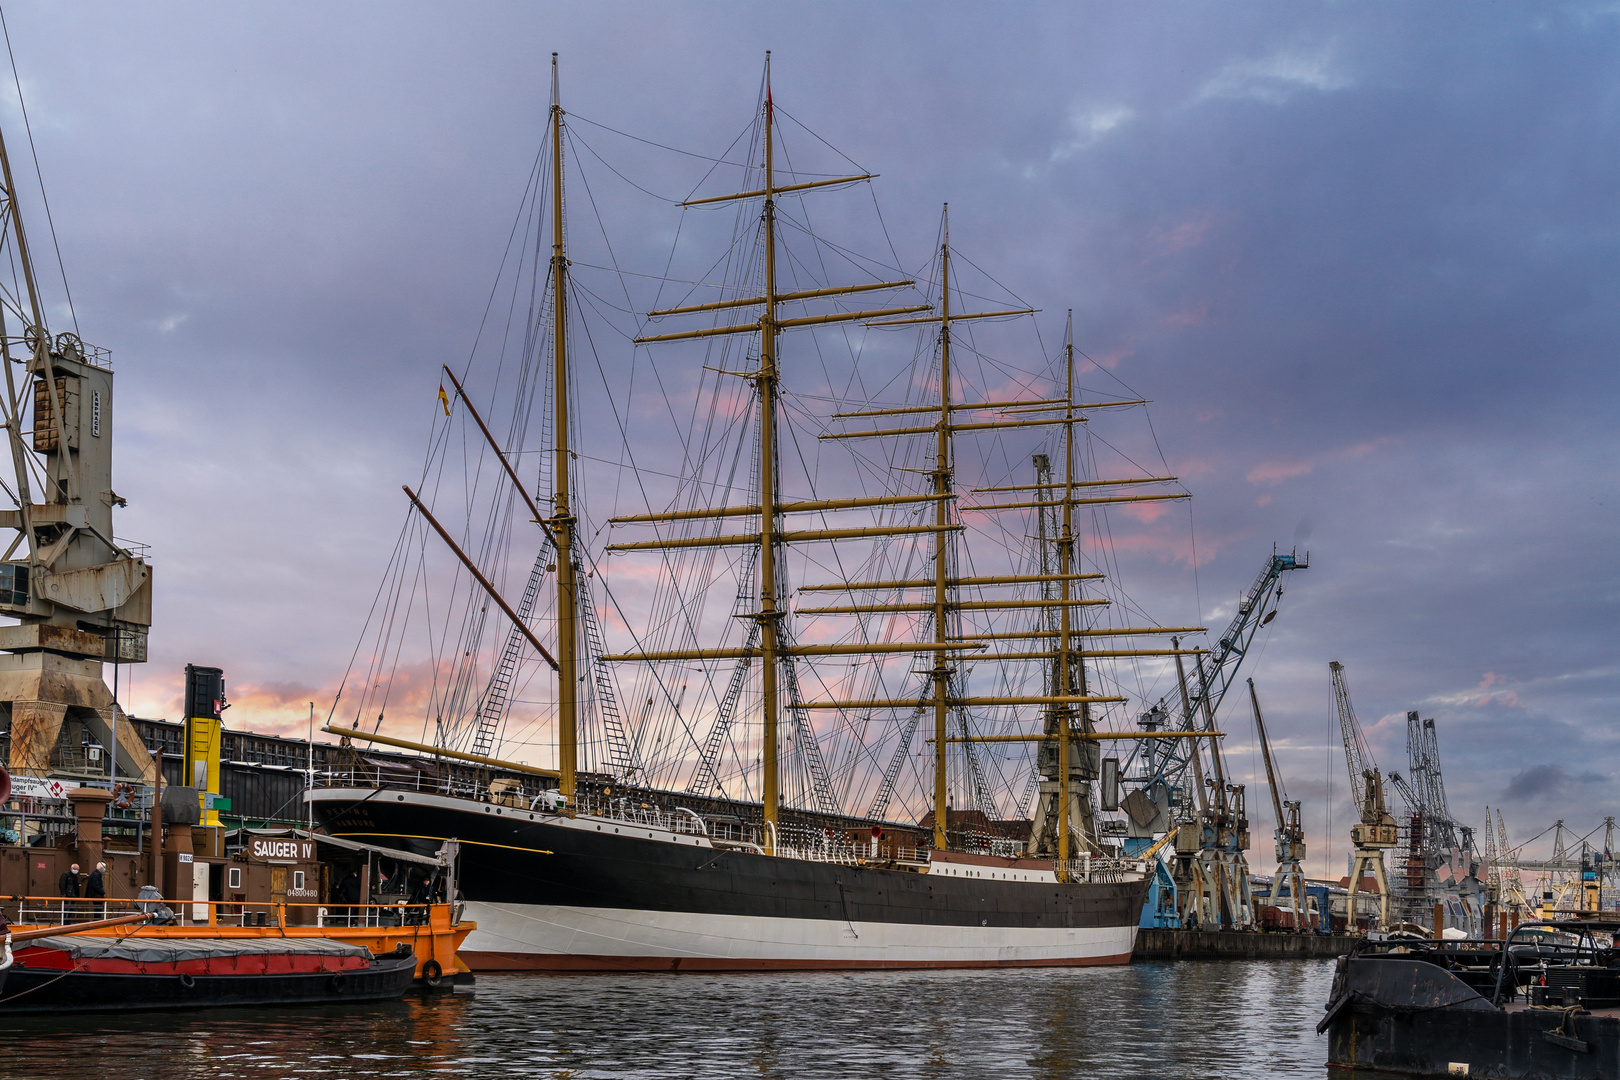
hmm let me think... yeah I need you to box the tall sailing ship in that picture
[310,57,1230,970]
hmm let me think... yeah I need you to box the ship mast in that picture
[1056,312,1079,865]
[757,53,782,842]
[930,211,953,850]
[606,65,1207,847]
[550,54,579,803]
[820,227,1186,854]
[611,55,928,847]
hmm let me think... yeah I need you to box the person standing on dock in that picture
[58,862,80,923]
[85,861,107,919]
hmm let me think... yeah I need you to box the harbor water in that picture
[0,959,1359,1079]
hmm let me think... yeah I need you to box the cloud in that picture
[1244,437,1398,486]
[1198,45,1353,105]
[1051,103,1134,161]
[1151,215,1216,255]
[1246,459,1314,485]
[1340,436,1399,459]
[1430,671,1524,709]
[1160,300,1210,327]
[1505,764,1608,802]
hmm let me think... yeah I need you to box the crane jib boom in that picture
[1248,679,1287,836]
[1122,547,1306,796]
[1330,659,1376,818]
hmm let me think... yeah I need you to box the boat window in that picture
[293,871,305,891]
[227,866,241,889]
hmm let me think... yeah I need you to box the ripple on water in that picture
[0,960,1364,1079]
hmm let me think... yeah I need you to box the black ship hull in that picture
[311,788,1150,971]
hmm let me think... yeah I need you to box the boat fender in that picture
[393,942,414,958]
[178,973,196,990]
[1316,992,1354,1035]
[329,972,347,992]
[421,960,443,988]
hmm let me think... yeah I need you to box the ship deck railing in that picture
[570,792,715,838]
[1056,857,1142,883]
[5,895,453,931]
[316,765,530,801]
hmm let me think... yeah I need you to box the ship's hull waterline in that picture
[311,788,1149,972]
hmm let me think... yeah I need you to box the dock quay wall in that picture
[1133,929,1356,960]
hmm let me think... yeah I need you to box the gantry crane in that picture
[1331,661,1398,930]
[1483,803,1500,909]
[1496,809,1529,916]
[1249,679,1307,929]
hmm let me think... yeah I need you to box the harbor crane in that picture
[1249,679,1307,929]
[1386,713,1482,933]
[1496,809,1529,916]
[1120,547,1306,929]
[1331,660,1398,929]
[1483,803,1500,910]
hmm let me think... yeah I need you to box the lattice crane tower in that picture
[1331,660,1398,929]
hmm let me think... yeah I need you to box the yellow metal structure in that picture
[184,713,223,828]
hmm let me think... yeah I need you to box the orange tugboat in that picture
[0,752,473,988]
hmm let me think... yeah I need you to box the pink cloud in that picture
[1468,671,1521,708]
[1157,220,1212,252]
[1160,301,1211,328]
[1122,502,1171,524]
[1256,494,1272,507]
[1083,342,1135,372]
[1338,436,1400,459]
[1246,459,1314,485]
[1149,212,1220,255]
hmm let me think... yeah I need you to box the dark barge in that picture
[1322,919,1620,1078]
[0,935,417,1013]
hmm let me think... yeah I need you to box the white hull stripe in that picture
[461,901,1139,971]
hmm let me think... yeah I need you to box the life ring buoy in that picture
[420,959,443,988]
[112,783,136,810]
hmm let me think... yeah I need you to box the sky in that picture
[0,2,1613,875]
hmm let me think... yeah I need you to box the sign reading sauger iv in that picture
[247,838,315,861]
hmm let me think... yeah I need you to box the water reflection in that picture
[0,960,1355,1079]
